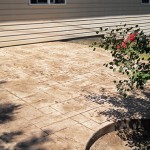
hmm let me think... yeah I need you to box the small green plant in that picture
[91,24,150,96]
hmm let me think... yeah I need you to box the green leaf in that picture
[100,27,103,31]
[96,31,99,34]
[142,74,150,79]
[109,62,113,65]
[113,68,116,72]
[119,66,123,73]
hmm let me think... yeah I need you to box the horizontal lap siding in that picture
[0,0,150,47]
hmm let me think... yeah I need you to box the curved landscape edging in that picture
[85,119,150,150]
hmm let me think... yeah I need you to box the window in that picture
[30,0,66,4]
[142,0,150,4]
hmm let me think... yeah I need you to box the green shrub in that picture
[91,24,150,96]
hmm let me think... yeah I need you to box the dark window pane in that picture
[55,0,65,4]
[31,0,47,4]
[38,0,47,3]
[142,0,149,3]
[31,0,37,4]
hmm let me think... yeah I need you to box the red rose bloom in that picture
[122,42,127,49]
[117,45,121,49]
[116,32,138,49]
[124,32,138,43]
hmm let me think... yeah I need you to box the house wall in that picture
[0,0,150,47]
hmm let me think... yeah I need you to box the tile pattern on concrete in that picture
[0,42,149,149]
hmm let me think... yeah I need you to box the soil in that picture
[64,36,100,45]
[90,131,131,150]
[90,129,150,150]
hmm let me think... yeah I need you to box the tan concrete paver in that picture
[0,118,32,132]
[23,92,61,108]
[42,118,77,134]
[55,123,94,150]
[16,105,43,120]
[53,82,81,98]
[39,106,61,114]
[34,114,70,128]
[62,77,93,90]
[74,96,99,108]
[36,79,59,91]
[0,89,25,105]
[0,134,29,150]
[3,79,41,98]
[51,99,90,114]
[22,124,48,136]
[71,114,90,123]
[41,134,74,150]
[50,73,75,83]
[82,120,102,131]
[43,84,73,102]
[30,112,63,125]
[0,61,29,81]
[82,107,109,124]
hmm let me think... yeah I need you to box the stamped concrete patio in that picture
[0,41,149,149]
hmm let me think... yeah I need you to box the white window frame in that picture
[141,0,150,4]
[29,0,66,5]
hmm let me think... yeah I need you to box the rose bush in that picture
[91,24,150,96]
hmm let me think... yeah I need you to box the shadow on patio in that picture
[84,88,150,149]
[0,103,51,150]
[84,88,150,120]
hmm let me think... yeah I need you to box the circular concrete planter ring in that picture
[85,119,150,150]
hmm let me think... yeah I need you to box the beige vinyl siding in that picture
[0,0,150,47]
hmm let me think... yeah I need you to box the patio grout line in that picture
[41,94,83,108]
[39,117,78,131]
[28,94,92,122]
[51,133,81,149]
[27,96,98,125]
[6,89,30,104]
[54,69,98,84]
[41,115,95,137]
[70,114,91,123]
[51,121,95,149]
[49,96,100,111]
[81,112,114,125]
[5,89,57,120]
[41,126,69,136]
[5,83,113,126]
[52,131,85,150]
[32,114,68,129]
[32,104,101,129]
